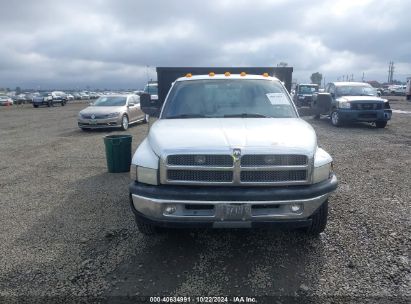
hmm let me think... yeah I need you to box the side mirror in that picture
[140,93,160,117]
[128,102,135,107]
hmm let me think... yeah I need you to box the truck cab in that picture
[130,73,338,235]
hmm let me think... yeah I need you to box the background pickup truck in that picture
[129,70,337,236]
[311,81,392,128]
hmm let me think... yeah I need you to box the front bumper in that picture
[77,117,121,128]
[338,109,392,122]
[129,174,337,228]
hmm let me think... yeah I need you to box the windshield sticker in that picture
[266,93,289,105]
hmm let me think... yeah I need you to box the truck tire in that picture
[375,121,387,128]
[305,200,328,236]
[47,100,52,107]
[33,104,39,108]
[135,217,158,235]
[330,111,342,127]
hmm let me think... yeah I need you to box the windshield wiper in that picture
[223,113,270,118]
[166,114,207,119]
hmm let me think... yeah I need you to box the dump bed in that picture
[156,66,293,103]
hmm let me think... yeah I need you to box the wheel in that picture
[47,100,52,107]
[406,95,411,101]
[330,111,342,127]
[375,121,387,128]
[81,128,90,131]
[121,114,129,130]
[135,217,158,235]
[305,200,328,236]
[61,101,65,106]
[33,104,39,108]
[143,114,149,124]
[313,114,320,120]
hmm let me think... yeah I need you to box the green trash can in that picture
[104,135,132,173]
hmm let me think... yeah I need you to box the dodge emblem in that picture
[232,148,241,161]
[91,114,95,119]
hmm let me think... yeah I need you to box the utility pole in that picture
[388,61,394,83]
[362,72,365,82]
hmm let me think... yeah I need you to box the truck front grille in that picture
[163,153,311,186]
[241,155,307,166]
[167,170,233,182]
[351,103,382,110]
[240,170,307,183]
[167,155,233,167]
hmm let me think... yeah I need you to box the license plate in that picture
[222,204,249,220]
[89,119,97,125]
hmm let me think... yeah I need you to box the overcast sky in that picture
[0,0,410,89]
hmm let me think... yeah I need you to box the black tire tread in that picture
[135,218,158,235]
[306,200,328,235]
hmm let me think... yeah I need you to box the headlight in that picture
[107,112,120,118]
[313,162,332,184]
[298,95,304,99]
[338,101,351,109]
[136,166,158,185]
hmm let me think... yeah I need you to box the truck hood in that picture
[148,118,317,157]
[336,96,385,103]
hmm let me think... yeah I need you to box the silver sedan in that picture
[77,95,146,130]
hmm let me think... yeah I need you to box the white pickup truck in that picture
[129,73,338,235]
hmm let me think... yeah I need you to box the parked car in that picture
[51,91,68,105]
[131,72,338,235]
[316,82,392,128]
[292,84,319,107]
[80,92,90,100]
[32,92,53,107]
[0,95,13,106]
[406,79,411,101]
[16,94,28,104]
[77,95,146,130]
[66,93,74,101]
[388,85,406,96]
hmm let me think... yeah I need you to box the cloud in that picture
[0,0,409,89]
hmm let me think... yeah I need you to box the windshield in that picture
[144,84,158,95]
[298,85,318,94]
[336,85,377,97]
[161,79,297,119]
[92,96,127,106]
[40,92,50,97]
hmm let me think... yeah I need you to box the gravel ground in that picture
[0,98,409,303]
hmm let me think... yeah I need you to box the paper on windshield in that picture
[266,93,289,105]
